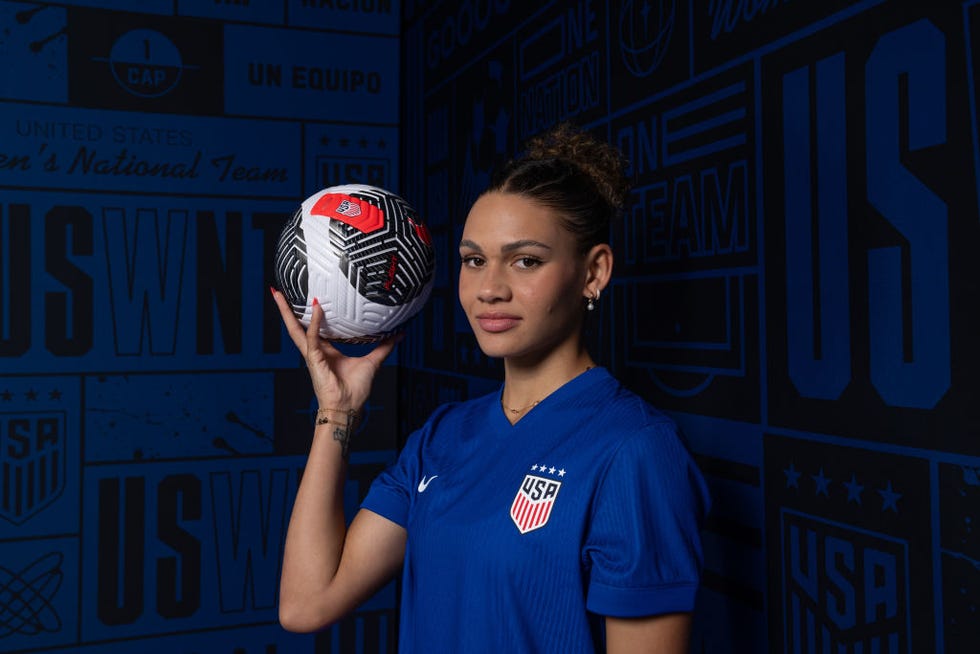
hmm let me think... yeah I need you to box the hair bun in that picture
[524,122,631,212]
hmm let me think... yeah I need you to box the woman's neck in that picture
[500,350,595,418]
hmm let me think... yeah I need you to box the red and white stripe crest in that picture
[334,199,362,217]
[510,474,561,534]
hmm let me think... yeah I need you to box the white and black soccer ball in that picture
[274,184,436,343]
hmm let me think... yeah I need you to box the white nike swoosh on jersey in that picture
[417,475,438,492]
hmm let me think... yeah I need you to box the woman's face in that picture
[458,191,589,363]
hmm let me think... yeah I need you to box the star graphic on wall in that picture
[784,463,802,489]
[1,389,12,401]
[843,474,864,504]
[531,464,539,471]
[558,469,566,477]
[878,481,902,513]
[812,468,831,497]
[548,466,556,475]
[49,389,62,400]
[26,389,38,400]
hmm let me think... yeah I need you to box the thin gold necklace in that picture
[501,365,594,415]
[503,398,540,415]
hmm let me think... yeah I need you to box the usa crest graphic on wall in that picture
[0,413,66,525]
[510,474,561,534]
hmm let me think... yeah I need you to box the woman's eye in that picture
[515,257,541,269]
[461,255,484,267]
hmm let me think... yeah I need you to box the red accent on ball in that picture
[407,216,432,245]
[310,193,385,233]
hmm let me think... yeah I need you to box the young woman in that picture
[272,123,709,653]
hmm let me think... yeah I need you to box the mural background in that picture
[399,1,979,653]
[1,1,400,652]
[1,1,978,653]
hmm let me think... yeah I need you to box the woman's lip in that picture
[475,314,520,333]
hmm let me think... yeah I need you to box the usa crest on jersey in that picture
[510,474,561,534]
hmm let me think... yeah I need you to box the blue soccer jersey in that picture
[361,367,709,653]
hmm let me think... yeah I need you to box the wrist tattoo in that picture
[316,408,360,459]
[333,425,352,459]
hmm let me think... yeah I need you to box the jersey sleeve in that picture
[583,421,710,618]
[359,428,424,528]
[360,403,454,527]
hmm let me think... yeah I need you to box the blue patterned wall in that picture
[397,1,980,653]
[1,1,400,652]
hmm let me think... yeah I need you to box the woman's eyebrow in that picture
[501,239,551,253]
[458,239,551,253]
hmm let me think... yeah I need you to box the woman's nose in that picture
[477,264,510,303]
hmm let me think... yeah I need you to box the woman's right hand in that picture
[270,288,401,413]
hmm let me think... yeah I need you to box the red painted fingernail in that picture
[312,297,319,306]
[269,286,277,296]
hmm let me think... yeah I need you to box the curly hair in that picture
[485,122,631,253]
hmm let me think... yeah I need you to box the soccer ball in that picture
[274,184,436,343]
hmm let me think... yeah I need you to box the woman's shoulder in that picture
[408,390,498,439]
[590,378,689,451]
[589,374,673,426]
[591,380,707,502]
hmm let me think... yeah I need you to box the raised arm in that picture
[271,289,407,632]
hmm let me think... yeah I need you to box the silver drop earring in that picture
[586,290,599,311]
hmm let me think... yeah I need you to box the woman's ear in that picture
[583,243,613,299]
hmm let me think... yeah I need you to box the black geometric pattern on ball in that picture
[329,187,434,306]
[273,207,310,318]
